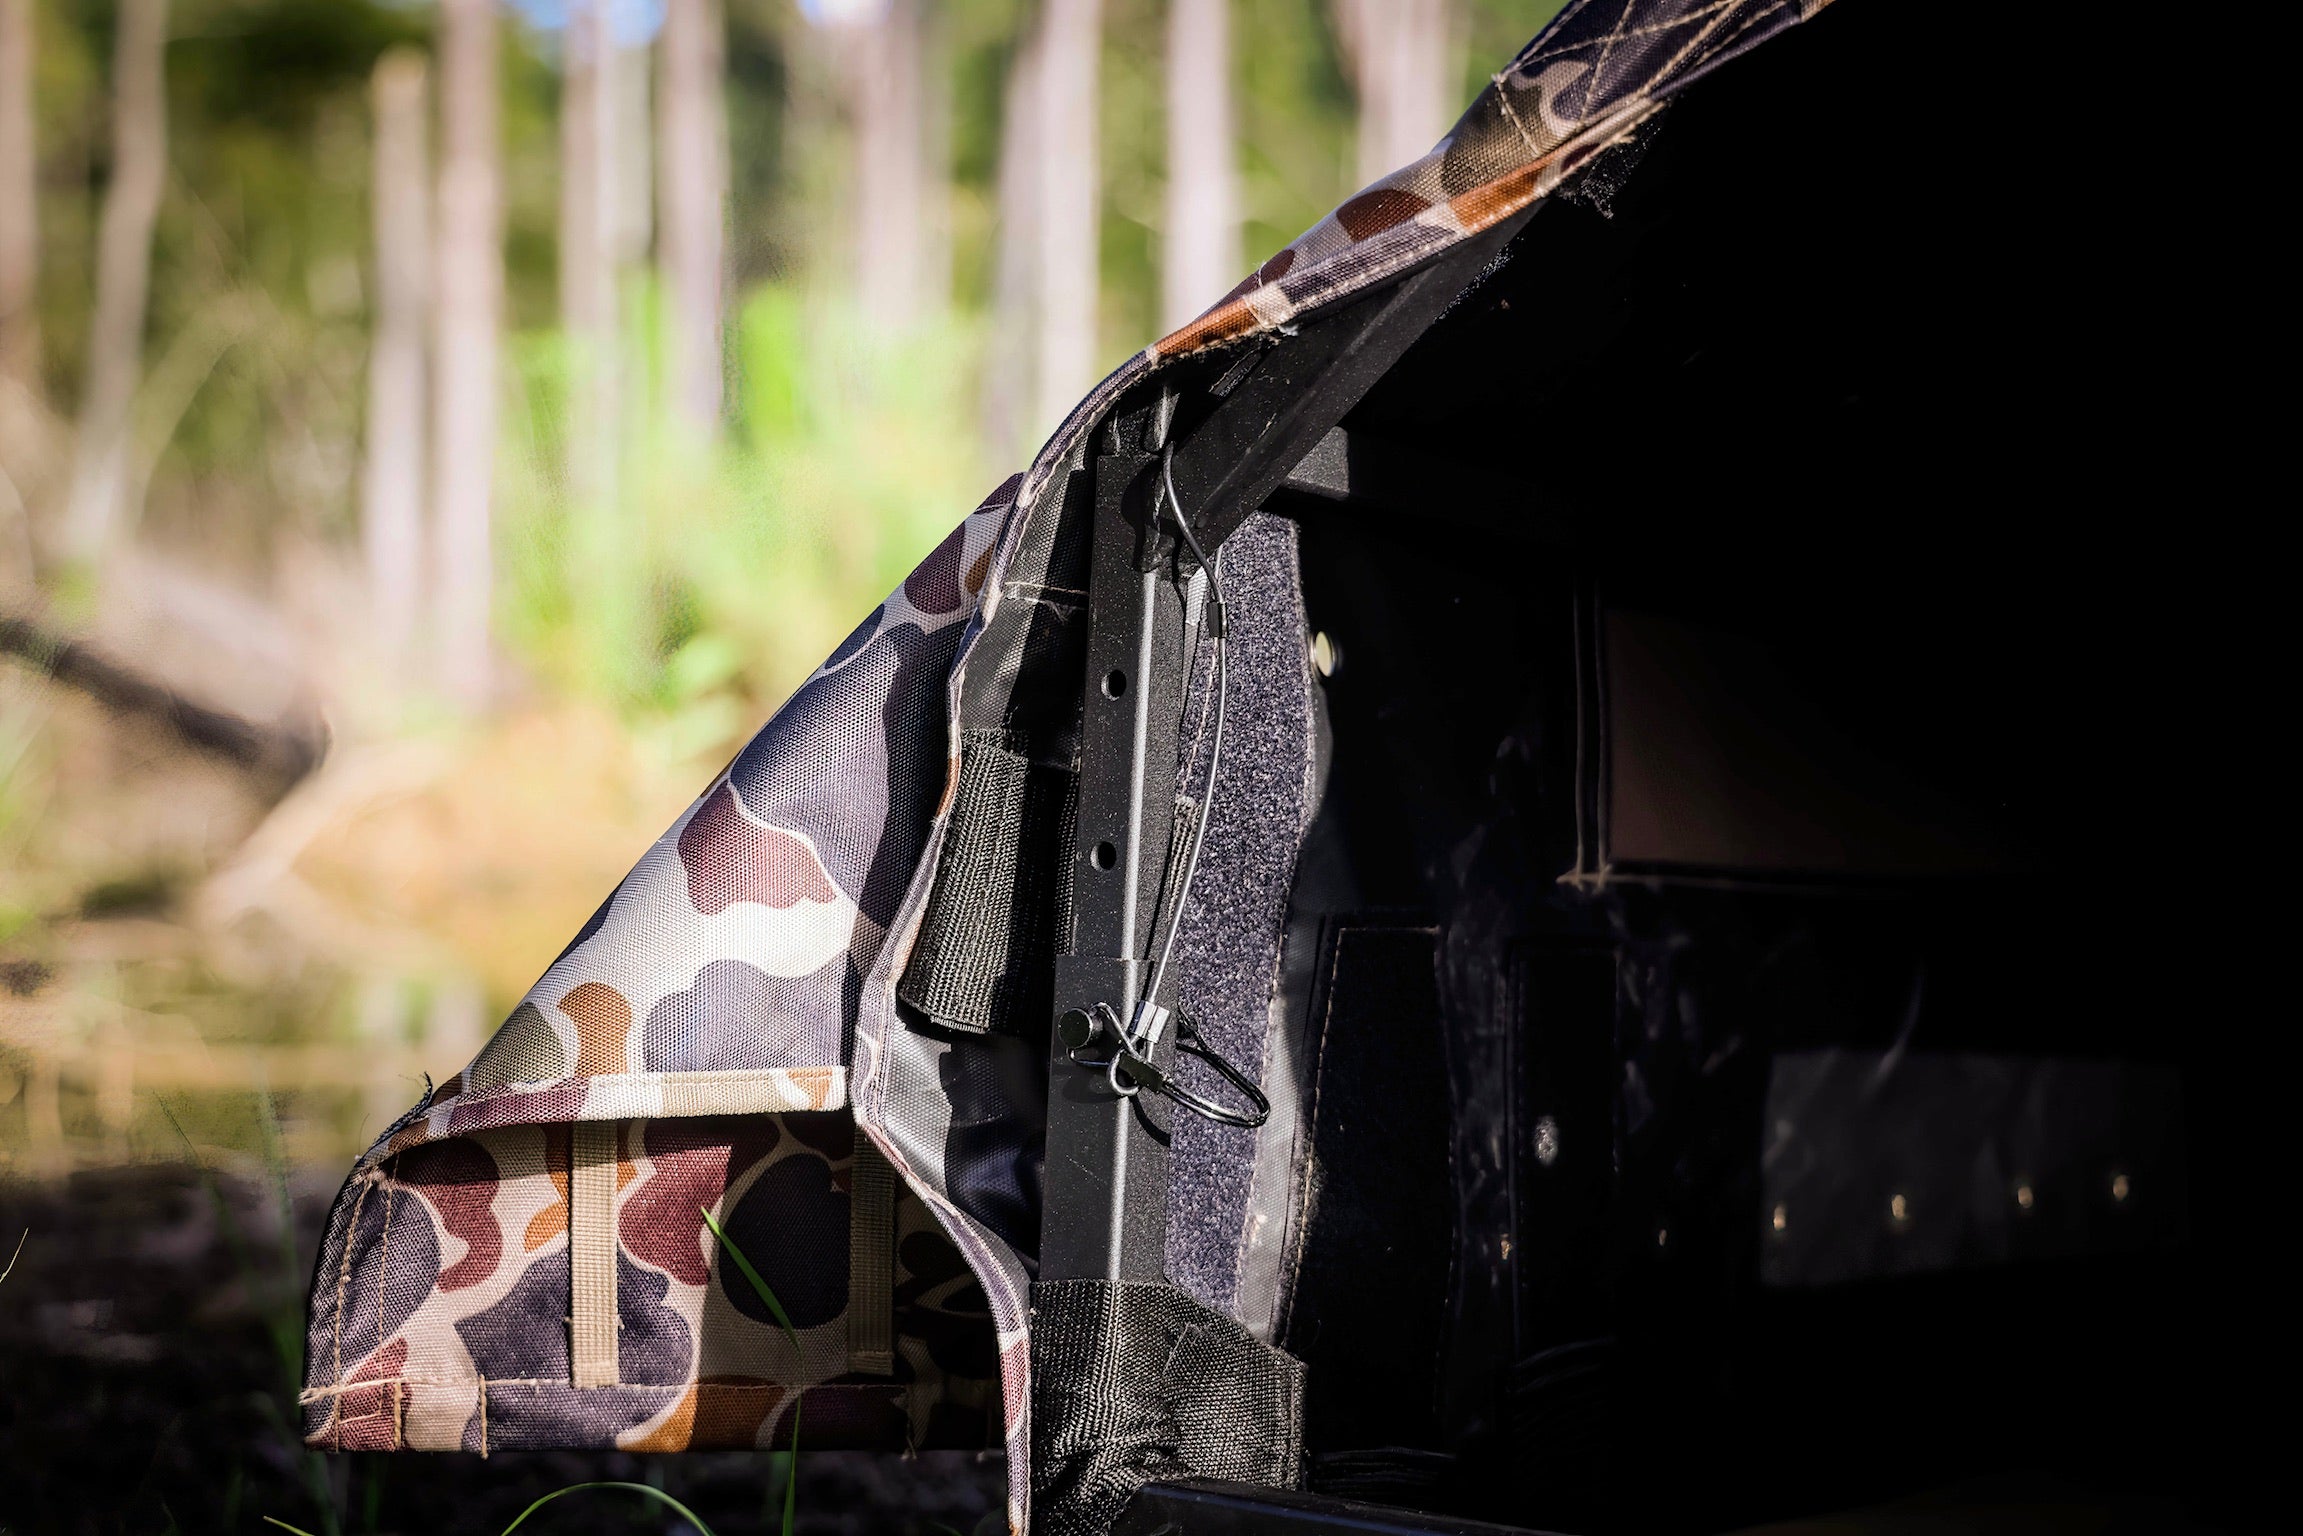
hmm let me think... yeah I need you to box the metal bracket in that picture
[1037,208,1540,1284]
[1040,440,1191,1282]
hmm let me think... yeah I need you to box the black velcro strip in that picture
[899,730,1076,1035]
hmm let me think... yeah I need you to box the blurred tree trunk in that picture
[63,0,168,563]
[611,35,652,274]
[558,0,618,511]
[1033,0,1100,439]
[657,0,725,437]
[852,0,927,331]
[1331,0,1455,187]
[917,4,951,323]
[1162,0,1238,333]
[979,24,1042,465]
[432,0,501,709]
[363,49,429,664]
[0,0,38,394]
[558,1,611,342]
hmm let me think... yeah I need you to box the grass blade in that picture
[262,1519,321,1536]
[253,1078,301,1288]
[0,1226,25,1286]
[782,1395,801,1536]
[497,1481,718,1536]
[698,1205,798,1348]
[699,1205,806,1535]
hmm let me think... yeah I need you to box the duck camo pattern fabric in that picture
[300,1,1827,1526]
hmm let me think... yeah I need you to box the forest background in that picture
[0,0,1563,1178]
[0,3,1556,1530]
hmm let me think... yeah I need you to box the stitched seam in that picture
[1585,0,1639,127]
[1512,0,1740,75]
[1473,96,1656,217]
[329,1170,375,1446]
[446,1067,845,1100]
[403,1070,848,1143]
[300,1377,920,1397]
[375,1157,397,1405]
[1646,0,1756,91]
[1490,71,1547,158]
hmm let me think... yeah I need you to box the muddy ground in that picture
[0,1165,1006,1536]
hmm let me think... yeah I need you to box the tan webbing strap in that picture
[570,1120,620,1387]
[846,1126,896,1375]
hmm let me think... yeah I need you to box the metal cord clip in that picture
[1100,1007,1270,1130]
[1053,438,1273,1133]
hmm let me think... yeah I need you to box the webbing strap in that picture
[898,730,1076,1034]
[846,1126,896,1375]
[569,1120,619,1387]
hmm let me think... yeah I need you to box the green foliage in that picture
[498,274,987,753]
[168,0,427,136]
[23,0,1570,732]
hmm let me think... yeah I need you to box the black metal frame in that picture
[1040,423,1194,1281]
[1037,206,1535,1282]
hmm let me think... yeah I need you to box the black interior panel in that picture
[1267,2,2233,1530]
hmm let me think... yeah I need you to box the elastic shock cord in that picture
[1080,442,1267,1130]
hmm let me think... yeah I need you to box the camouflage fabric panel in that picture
[299,1111,999,1454]
[1154,0,1828,357]
[363,490,1011,1164]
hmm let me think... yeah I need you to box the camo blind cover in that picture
[301,1,1825,1524]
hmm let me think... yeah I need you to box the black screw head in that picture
[1056,1008,1098,1052]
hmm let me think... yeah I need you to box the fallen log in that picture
[0,608,325,790]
